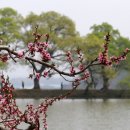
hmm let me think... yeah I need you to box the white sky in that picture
[0,0,130,38]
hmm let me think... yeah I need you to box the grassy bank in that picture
[13,89,130,99]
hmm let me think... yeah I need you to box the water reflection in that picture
[16,99,130,130]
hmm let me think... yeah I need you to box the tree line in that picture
[0,7,130,90]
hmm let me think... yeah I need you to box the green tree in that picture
[0,7,23,70]
[23,11,78,89]
[0,7,23,45]
[79,22,130,91]
[116,37,130,89]
[118,75,130,89]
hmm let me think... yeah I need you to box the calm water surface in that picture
[16,99,130,130]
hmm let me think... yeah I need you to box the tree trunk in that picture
[84,82,92,94]
[84,67,96,94]
[26,124,36,130]
[100,66,109,91]
[33,77,40,89]
[101,75,109,91]
[33,64,45,89]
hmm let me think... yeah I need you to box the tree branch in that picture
[25,57,99,77]
[29,60,38,72]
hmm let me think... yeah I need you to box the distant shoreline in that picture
[13,89,130,99]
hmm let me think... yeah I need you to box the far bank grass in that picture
[13,89,130,99]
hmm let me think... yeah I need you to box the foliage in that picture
[77,22,130,90]
[0,7,23,69]
[0,7,23,45]
[20,11,80,89]
[118,75,130,89]
[79,34,102,60]
[22,11,78,46]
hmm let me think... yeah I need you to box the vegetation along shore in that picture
[13,89,130,99]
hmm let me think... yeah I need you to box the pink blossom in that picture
[28,42,35,53]
[125,48,130,53]
[98,53,103,63]
[46,53,51,60]
[40,42,48,48]
[36,73,40,80]
[28,42,33,48]
[0,98,6,104]
[44,123,48,129]
[67,57,73,63]
[0,94,2,100]
[121,56,126,60]
[43,71,48,77]
[17,51,24,58]
[0,55,8,62]
[70,67,75,74]
[42,52,51,61]
[78,64,84,71]
[81,71,90,80]
[66,51,73,63]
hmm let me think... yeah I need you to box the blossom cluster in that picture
[98,33,130,66]
[0,54,8,62]
[0,75,23,129]
[35,70,49,80]
[28,33,51,62]
[66,48,85,75]
[0,75,72,130]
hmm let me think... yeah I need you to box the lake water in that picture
[15,99,130,130]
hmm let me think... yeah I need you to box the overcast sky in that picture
[0,0,130,38]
